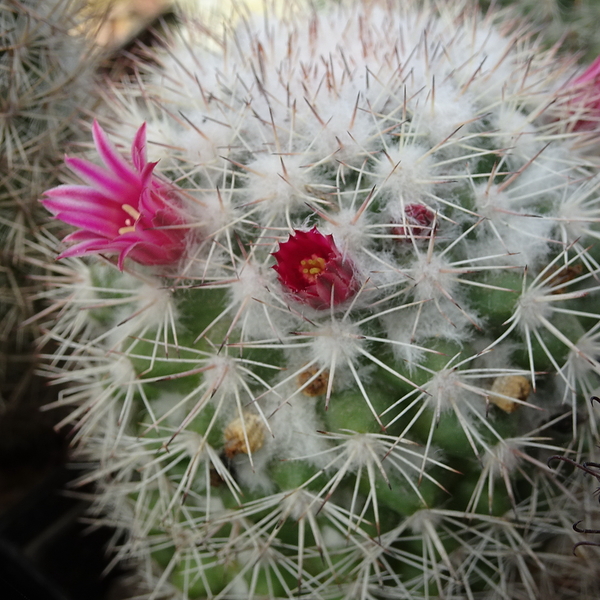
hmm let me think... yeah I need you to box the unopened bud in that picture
[297,366,330,397]
[223,412,265,459]
[489,375,530,413]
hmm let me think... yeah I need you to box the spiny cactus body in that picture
[38,1,600,598]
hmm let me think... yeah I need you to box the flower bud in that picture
[489,375,530,413]
[223,413,265,459]
[393,203,436,240]
[297,365,330,397]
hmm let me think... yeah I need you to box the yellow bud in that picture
[297,365,330,397]
[489,375,530,413]
[223,412,265,459]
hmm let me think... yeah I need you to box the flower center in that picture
[300,255,327,283]
[118,204,141,235]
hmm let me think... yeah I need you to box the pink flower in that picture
[567,56,600,131]
[393,203,436,240]
[272,227,360,309]
[41,121,188,269]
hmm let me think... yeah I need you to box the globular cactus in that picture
[36,0,600,598]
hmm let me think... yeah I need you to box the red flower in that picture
[41,121,188,270]
[272,228,359,309]
[393,203,436,240]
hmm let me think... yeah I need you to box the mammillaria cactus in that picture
[36,0,600,597]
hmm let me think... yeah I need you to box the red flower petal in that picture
[273,227,360,309]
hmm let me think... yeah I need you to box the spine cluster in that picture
[36,1,600,598]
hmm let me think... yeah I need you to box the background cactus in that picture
[0,0,109,529]
[0,3,136,596]
[35,0,600,598]
[0,0,100,254]
[0,0,100,397]
[482,0,600,62]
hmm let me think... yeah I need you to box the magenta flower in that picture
[393,203,436,240]
[272,227,360,309]
[567,55,600,131]
[41,121,188,269]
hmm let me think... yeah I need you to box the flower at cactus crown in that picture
[393,203,436,240]
[41,121,188,269]
[568,55,600,130]
[272,227,360,309]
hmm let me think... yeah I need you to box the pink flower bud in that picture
[41,121,189,270]
[272,227,360,309]
[393,203,436,240]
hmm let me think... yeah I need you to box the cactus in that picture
[36,0,600,598]
[0,0,99,249]
[0,0,102,407]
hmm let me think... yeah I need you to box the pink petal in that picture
[127,240,181,266]
[43,193,125,226]
[58,237,111,259]
[66,157,138,199]
[139,160,159,187]
[117,241,140,270]
[131,123,147,171]
[60,235,141,269]
[42,192,126,224]
[141,186,171,214]
[574,56,600,86]
[43,184,122,206]
[51,210,121,237]
[62,229,103,243]
[92,120,139,181]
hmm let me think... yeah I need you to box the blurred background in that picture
[81,0,600,60]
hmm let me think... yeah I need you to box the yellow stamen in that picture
[300,256,326,283]
[122,204,141,220]
[118,204,141,235]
